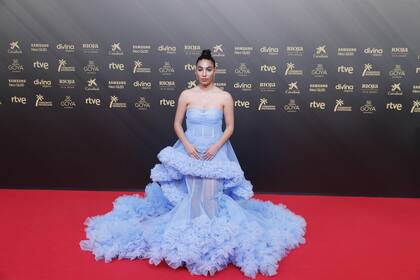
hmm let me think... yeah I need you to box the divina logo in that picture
[158,45,176,54]
[234,82,252,91]
[56,43,75,52]
[260,46,279,55]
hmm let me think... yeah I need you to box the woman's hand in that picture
[185,143,200,160]
[203,144,220,161]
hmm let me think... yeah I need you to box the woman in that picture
[80,49,306,278]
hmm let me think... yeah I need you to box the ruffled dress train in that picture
[80,108,306,278]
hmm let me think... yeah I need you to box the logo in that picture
[215,62,227,74]
[364,48,383,57]
[133,60,151,73]
[108,80,126,89]
[313,45,328,58]
[260,64,277,73]
[184,64,196,71]
[58,79,76,89]
[360,100,376,114]
[361,83,379,94]
[11,96,27,104]
[132,45,151,54]
[387,83,403,96]
[212,44,225,57]
[8,79,26,88]
[33,61,49,70]
[260,46,279,55]
[258,98,276,111]
[85,78,100,91]
[410,100,420,113]
[391,47,408,58]
[8,59,24,73]
[362,64,381,77]
[334,99,352,112]
[184,45,201,55]
[335,83,354,93]
[35,94,52,107]
[234,46,253,55]
[284,99,300,112]
[56,43,75,52]
[259,82,276,92]
[386,102,402,111]
[234,99,250,108]
[31,43,49,52]
[412,85,420,94]
[285,81,300,94]
[309,101,326,110]
[234,82,252,91]
[83,60,99,74]
[235,63,251,76]
[287,46,304,56]
[60,96,76,109]
[34,79,52,88]
[8,41,22,54]
[82,43,100,54]
[187,80,197,89]
[337,47,357,56]
[311,64,327,78]
[157,45,176,54]
[389,65,405,79]
[134,97,150,110]
[159,80,176,91]
[309,84,328,93]
[284,62,303,75]
[109,96,127,108]
[214,82,226,90]
[159,98,175,107]
[109,62,125,71]
[58,59,75,72]
[133,81,152,90]
[337,65,354,74]
[109,42,123,55]
[85,97,101,106]
[158,61,175,75]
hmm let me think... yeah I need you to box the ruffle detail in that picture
[150,146,253,201]
[80,186,306,278]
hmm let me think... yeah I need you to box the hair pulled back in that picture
[196,49,216,67]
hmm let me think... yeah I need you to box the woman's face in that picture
[195,59,215,87]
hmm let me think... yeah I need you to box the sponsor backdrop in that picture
[1,0,419,196]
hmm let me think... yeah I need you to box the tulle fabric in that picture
[80,108,307,278]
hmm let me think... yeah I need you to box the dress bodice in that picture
[185,108,223,140]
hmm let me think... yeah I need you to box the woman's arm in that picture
[174,91,200,159]
[203,93,234,160]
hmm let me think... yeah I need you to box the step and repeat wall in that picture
[1,0,419,196]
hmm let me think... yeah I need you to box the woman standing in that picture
[80,49,306,278]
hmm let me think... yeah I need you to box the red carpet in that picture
[0,189,419,280]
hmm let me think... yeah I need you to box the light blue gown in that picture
[80,107,306,278]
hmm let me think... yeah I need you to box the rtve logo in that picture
[386,102,402,111]
[33,61,49,70]
[309,101,326,110]
[159,98,175,107]
[260,65,277,73]
[234,100,250,108]
[337,65,354,74]
[109,62,125,71]
[11,96,27,104]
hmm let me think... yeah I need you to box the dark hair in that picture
[196,49,216,67]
